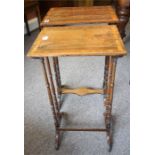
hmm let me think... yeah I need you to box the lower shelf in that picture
[58,128,107,132]
[61,86,105,96]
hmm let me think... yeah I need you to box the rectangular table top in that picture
[27,25,126,57]
[41,6,119,26]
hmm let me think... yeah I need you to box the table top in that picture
[27,25,126,57]
[41,6,119,26]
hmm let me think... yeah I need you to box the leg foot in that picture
[106,118,113,152]
[108,142,113,152]
[55,131,60,150]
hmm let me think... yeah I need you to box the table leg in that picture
[104,56,117,152]
[103,56,109,89]
[41,58,59,127]
[53,57,62,108]
[41,58,61,150]
[46,58,60,116]
[116,0,130,38]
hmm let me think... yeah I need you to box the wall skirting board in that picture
[24,17,39,35]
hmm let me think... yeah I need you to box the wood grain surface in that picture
[27,25,126,57]
[41,6,119,26]
[61,87,105,96]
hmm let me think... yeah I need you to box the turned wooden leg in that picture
[104,56,117,152]
[46,57,63,125]
[41,58,61,150]
[116,0,130,38]
[41,58,59,127]
[53,57,62,108]
[46,58,60,116]
[103,56,109,89]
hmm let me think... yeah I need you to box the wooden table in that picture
[41,6,119,27]
[27,25,126,151]
[38,0,130,37]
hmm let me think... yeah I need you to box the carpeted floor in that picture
[24,29,130,155]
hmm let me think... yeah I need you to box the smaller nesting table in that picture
[27,25,126,151]
[41,6,119,27]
